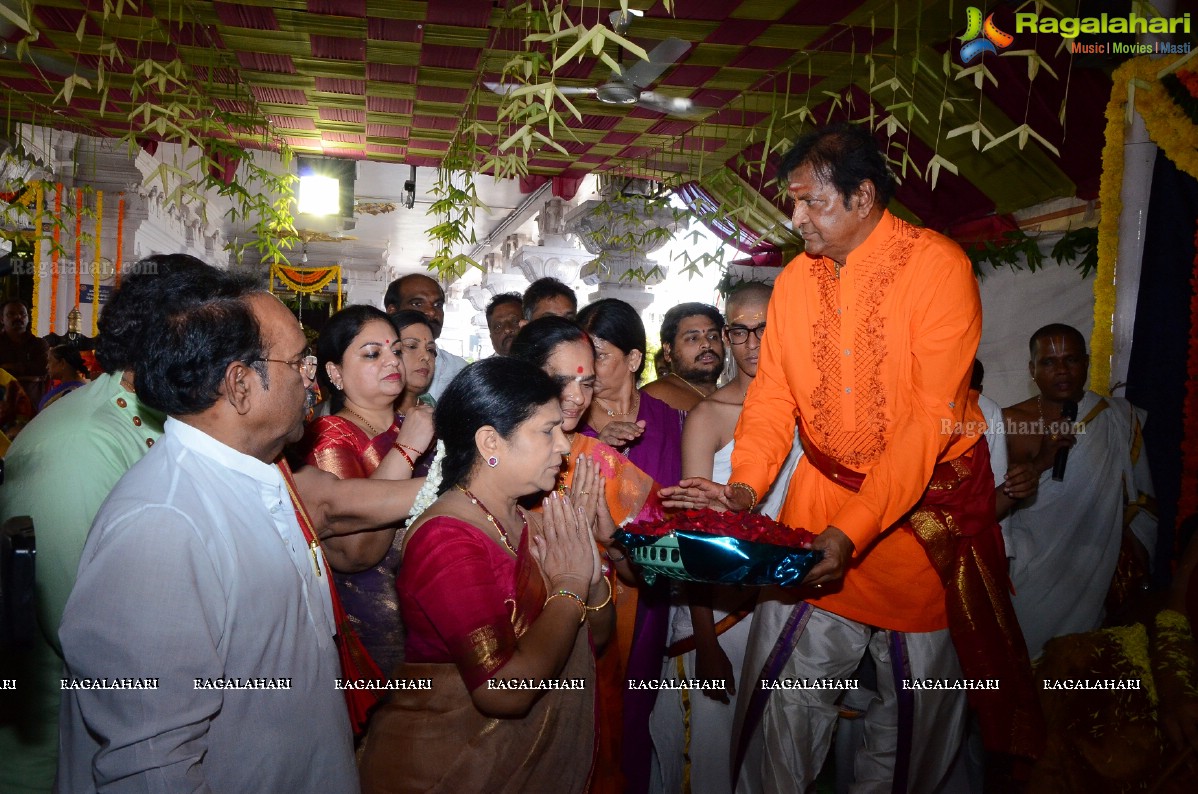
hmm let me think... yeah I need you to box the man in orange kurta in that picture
[670,124,1001,793]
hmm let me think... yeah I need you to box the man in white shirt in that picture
[384,273,466,399]
[57,291,403,792]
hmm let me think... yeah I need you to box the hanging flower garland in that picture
[93,190,102,335]
[1148,69,1198,179]
[31,183,43,333]
[114,193,125,287]
[270,264,342,309]
[1093,61,1133,395]
[50,183,62,333]
[73,188,83,310]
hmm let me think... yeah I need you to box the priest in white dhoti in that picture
[1001,324,1157,660]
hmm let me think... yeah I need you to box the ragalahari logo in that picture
[959,6,1014,64]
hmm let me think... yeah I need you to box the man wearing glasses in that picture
[57,287,423,792]
[649,281,803,794]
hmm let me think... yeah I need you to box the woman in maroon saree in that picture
[300,305,434,674]
[358,358,609,793]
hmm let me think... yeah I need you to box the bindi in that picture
[576,366,584,374]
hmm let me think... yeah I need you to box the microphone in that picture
[1051,400,1078,482]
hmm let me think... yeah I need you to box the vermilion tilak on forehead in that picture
[577,366,584,374]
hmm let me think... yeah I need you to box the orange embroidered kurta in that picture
[731,211,984,632]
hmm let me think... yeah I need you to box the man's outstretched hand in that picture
[659,478,755,512]
[801,526,854,589]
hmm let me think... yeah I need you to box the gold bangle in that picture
[585,575,613,612]
[729,481,759,511]
[391,442,415,469]
[545,590,587,624]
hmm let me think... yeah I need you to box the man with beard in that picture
[642,302,725,412]
[57,290,422,791]
[384,273,466,398]
[1002,323,1157,659]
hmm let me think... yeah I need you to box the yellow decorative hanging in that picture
[269,264,343,310]
[93,191,103,335]
[31,183,44,333]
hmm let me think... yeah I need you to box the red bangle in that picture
[392,442,415,469]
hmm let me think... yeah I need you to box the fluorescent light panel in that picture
[298,175,340,215]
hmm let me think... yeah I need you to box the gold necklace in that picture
[671,371,711,398]
[457,485,522,555]
[342,405,384,437]
[595,390,639,418]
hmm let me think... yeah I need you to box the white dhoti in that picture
[649,608,754,794]
[731,594,968,794]
[1003,392,1157,659]
[649,435,803,793]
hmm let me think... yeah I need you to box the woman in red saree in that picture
[358,358,609,793]
[510,316,666,794]
[301,305,434,674]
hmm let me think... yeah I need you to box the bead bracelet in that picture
[545,589,587,624]
[729,481,759,511]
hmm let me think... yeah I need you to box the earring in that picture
[333,382,343,391]
[487,455,499,468]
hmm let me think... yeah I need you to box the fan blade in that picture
[484,81,517,96]
[608,8,643,35]
[620,37,691,89]
[636,91,707,119]
[486,81,596,98]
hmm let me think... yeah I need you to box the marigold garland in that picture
[73,188,83,309]
[31,183,43,333]
[93,190,102,335]
[115,193,125,288]
[270,264,343,309]
[50,183,62,333]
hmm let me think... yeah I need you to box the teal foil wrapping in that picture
[614,529,823,587]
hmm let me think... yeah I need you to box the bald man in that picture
[384,273,467,399]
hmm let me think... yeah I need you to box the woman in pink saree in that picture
[300,305,434,675]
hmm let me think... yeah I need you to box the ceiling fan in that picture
[485,9,705,119]
[0,6,97,84]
